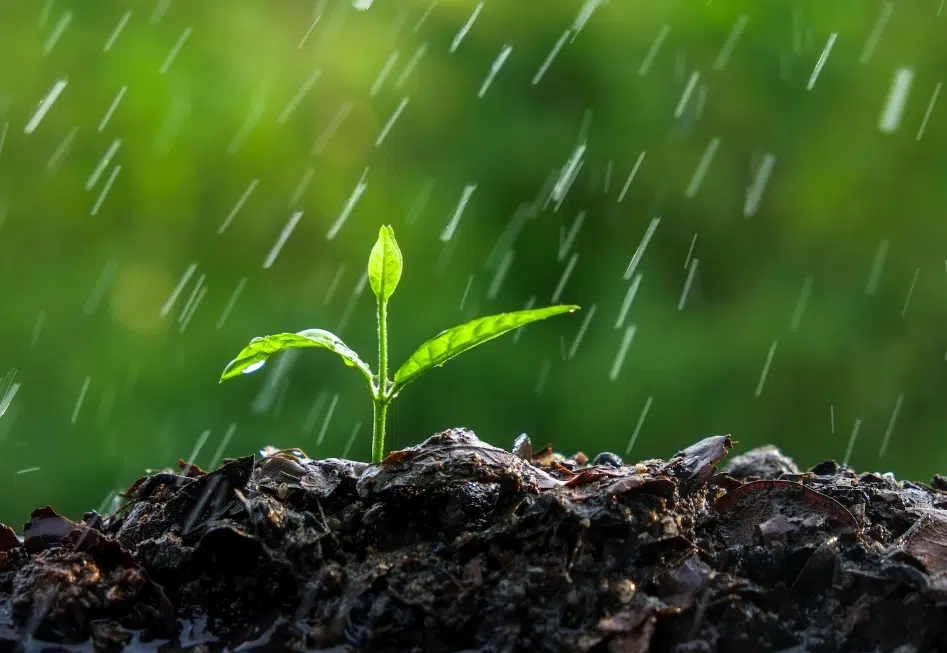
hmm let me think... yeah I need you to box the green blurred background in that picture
[1,0,946,526]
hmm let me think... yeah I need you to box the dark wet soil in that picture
[3,429,947,653]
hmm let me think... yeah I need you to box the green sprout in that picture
[220,225,580,464]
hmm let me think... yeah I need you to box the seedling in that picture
[220,225,579,463]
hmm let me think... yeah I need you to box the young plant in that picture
[220,225,579,463]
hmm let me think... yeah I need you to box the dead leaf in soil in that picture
[715,480,858,547]
[663,435,733,493]
[899,509,947,575]
[574,596,661,652]
[0,524,19,552]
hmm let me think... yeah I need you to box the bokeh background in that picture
[1,0,946,525]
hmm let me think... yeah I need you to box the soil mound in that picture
[2,429,946,652]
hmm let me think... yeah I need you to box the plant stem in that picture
[372,298,389,464]
[372,397,388,464]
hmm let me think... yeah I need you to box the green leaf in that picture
[393,305,580,390]
[368,225,403,303]
[220,329,374,388]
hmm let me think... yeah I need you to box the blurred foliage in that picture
[1,0,946,525]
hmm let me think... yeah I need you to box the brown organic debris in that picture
[2,429,947,652]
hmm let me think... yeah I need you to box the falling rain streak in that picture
[568,304,596,360]
[395,43,428,89]
[512,296,537,343]
[86,139,122,190]
[208,423,237,471]
[460,274,475,308]
[71,377,91,424]
[714,15,748,70]
[684,234,698,269]
[674,71,700,118]
[533,31,570,84]
[342,422,362,459]
[83,260,119,315]
[609,325,636,381]
[901,268,920,317]
[534,360,551,395]
[103,10,131,52]
[324,266,346,306]
[216,278,247,329]
[617,151,646,203]
[842,419,862,468]
[90,165,121,215]
[678,259,698,310]
[263,212,303,269]
[336,271,369,334]
[0,381,20,419]
[864,239,889,295]
[478,45,512,98]
[317,393,340,446]
[638,25,670,76]
[806,32,837,90]
[755,341,778,397]
[441,183,477,241]
[229,92,266,155]
[615,274,642,330]
[327,168,369,240]
[685,137,720,197]
[297,9,323,48]
[46,127,78,171]
[744,154,776,217]
[160,263,198,317]
[376,97,409,146]
[916,82,941,141]
[625,396,653,456]
[312,102,353,155]
[558,211,585,261]
[183,430,212,477]
[30,311,46,348]
[278,70,322,123]
[178,275,207,332]
[624,217,660,280]
[789,276,814,332]
[219,179,258,234]
[879,68,914,133]
[878,394,904,459]
[98,86,127,132]
[370,53,399,97]
[25,79,67,134]
[43,10,72,55]
[860,3,894,64]
[551,143,586,206]
[487,250,514,300]
[552,253,578,304]
[159,27,192,74]
[451,3,484,53]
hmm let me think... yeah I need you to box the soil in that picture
[3,428,947,653]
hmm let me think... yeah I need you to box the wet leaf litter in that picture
[3,433,947,651]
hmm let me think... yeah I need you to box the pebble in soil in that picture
[2,428,947,652]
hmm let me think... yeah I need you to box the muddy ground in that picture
[3,429,947,653]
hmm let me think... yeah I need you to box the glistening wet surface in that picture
[2,429,947,652]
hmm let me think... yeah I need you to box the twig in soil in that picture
[687,587,711,640]
[566,530,585,581]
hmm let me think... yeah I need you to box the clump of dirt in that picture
[3,428,947,652]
